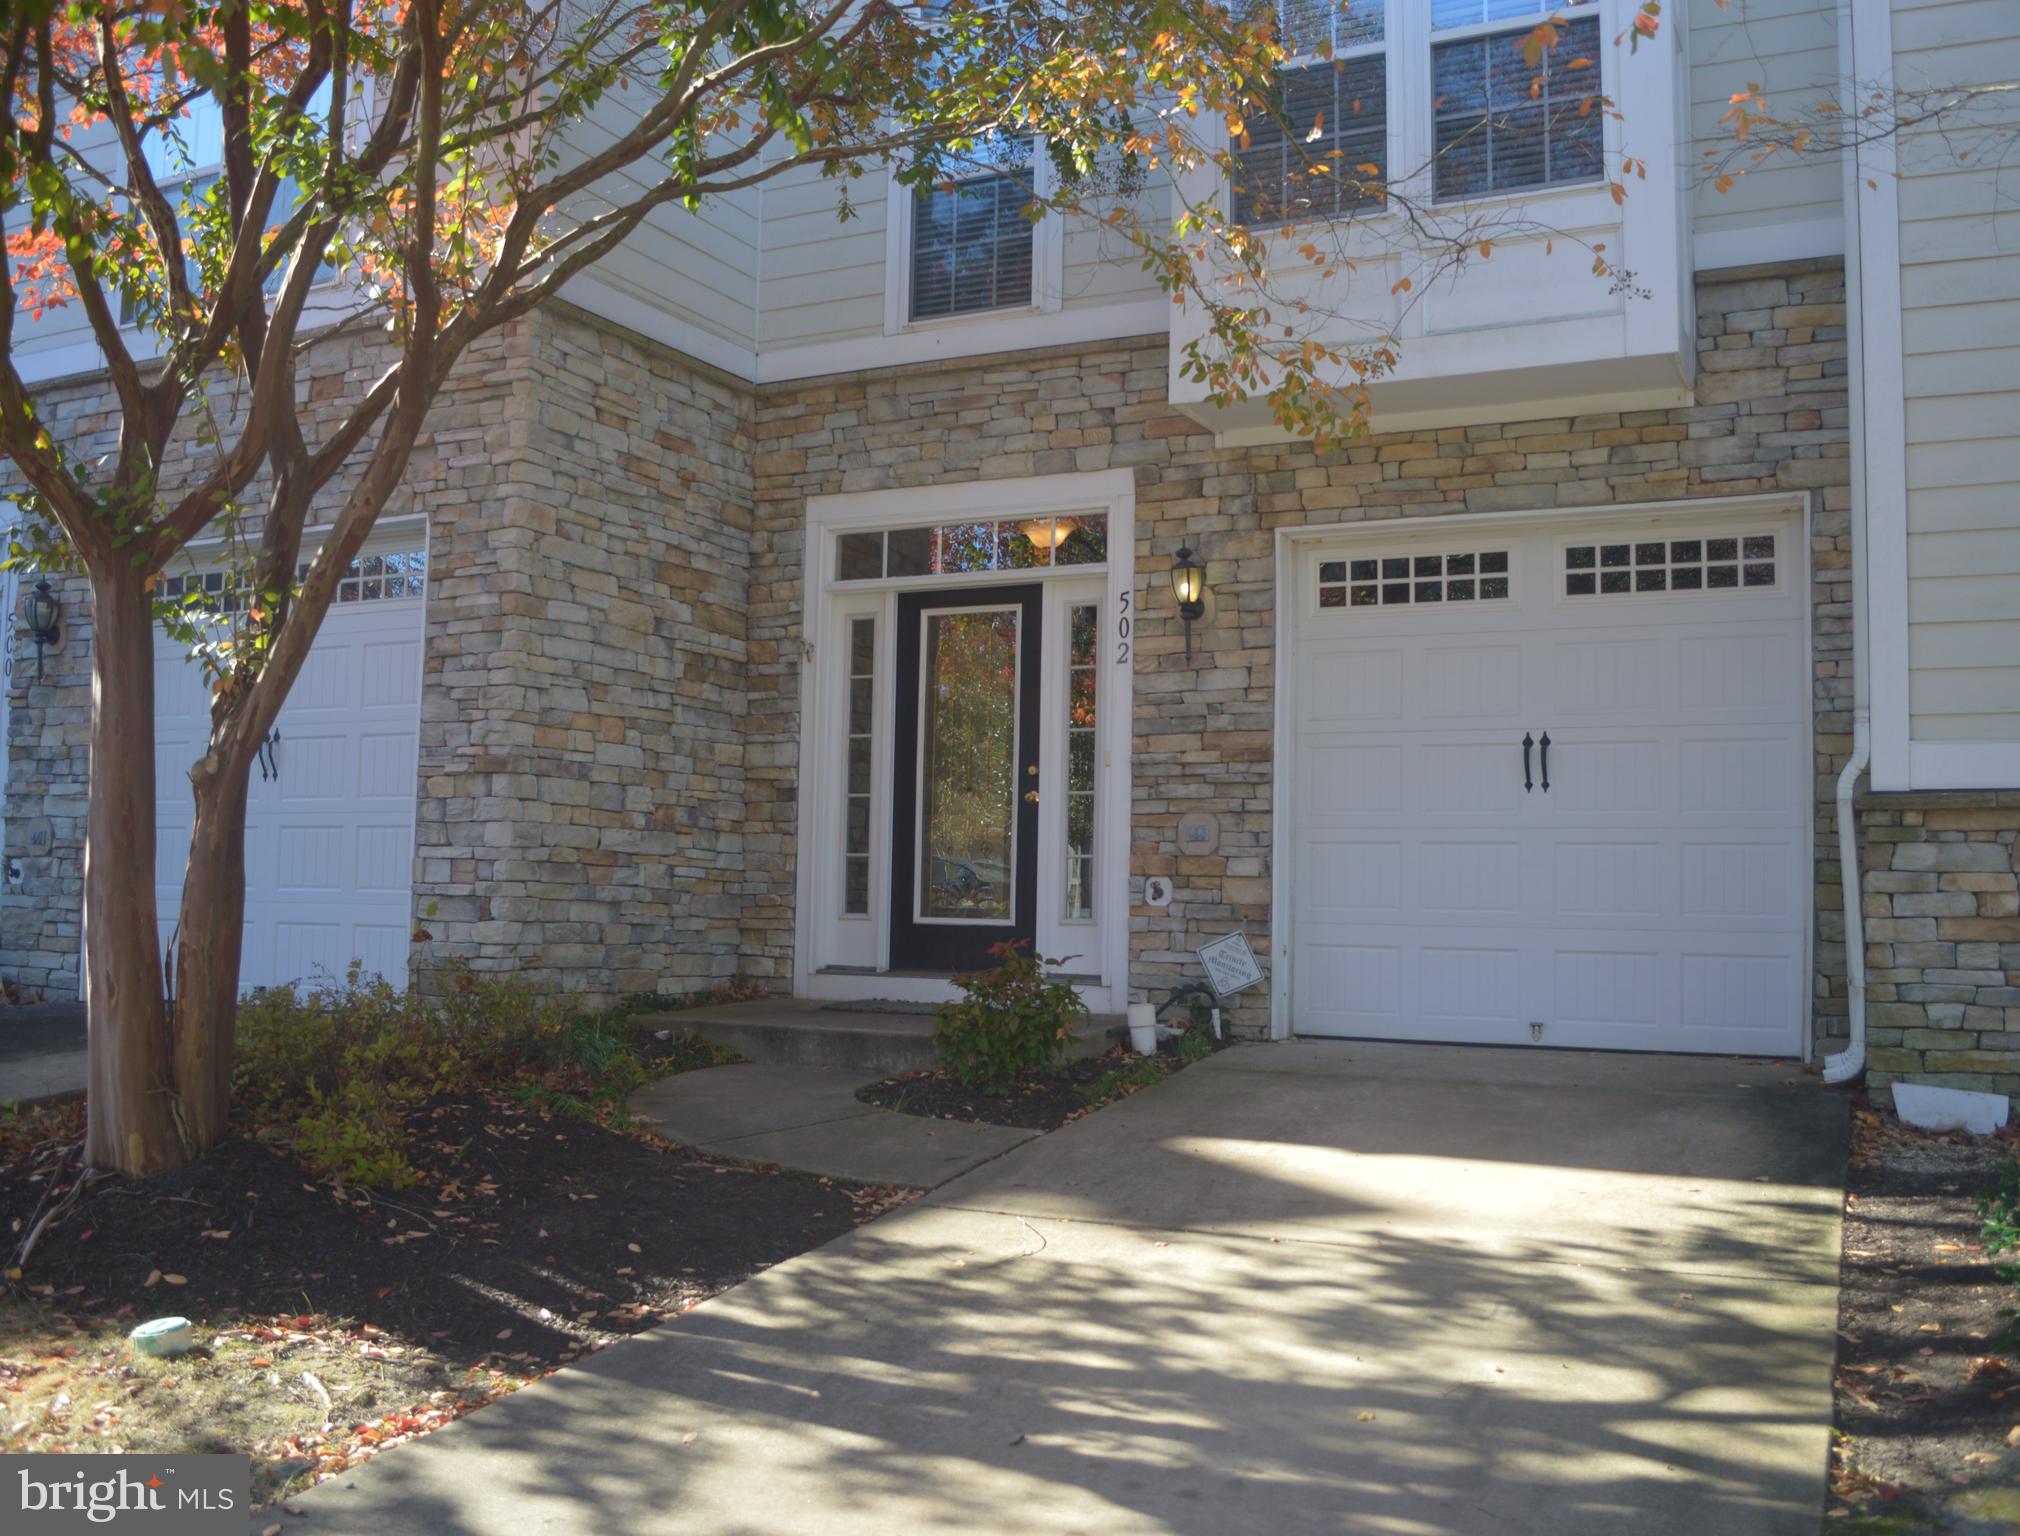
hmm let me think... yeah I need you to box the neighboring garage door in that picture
[153,540,427,991]
[1287,505,1807,1056]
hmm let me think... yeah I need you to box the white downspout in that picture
[1825,0,1876,1085]
[1825,712,1870,1083]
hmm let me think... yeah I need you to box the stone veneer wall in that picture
[1,320,527,999]
[749,258,1856,1039]
[410,304,756,997]
[1,302,756,1005]
[1860,793,2020,1098]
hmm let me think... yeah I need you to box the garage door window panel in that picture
[1564,533,1776,597]
[1319,549,1509,608]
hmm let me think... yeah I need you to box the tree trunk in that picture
[81,564,182,1174]
[172,753,254,1152]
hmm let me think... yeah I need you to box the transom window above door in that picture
[835,515,1108,581]
[1231,0,1603,226]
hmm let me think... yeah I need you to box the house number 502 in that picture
[1115,590,1132,666]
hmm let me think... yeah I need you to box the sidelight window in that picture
[843,617,876,915]
[1065,603,1098,921]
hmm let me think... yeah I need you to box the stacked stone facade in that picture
[410,305,756,997]
[1860,794,2020,1097]
[751,258,1856,1040]
[2,303,757,1004]
[2,320,526,996]
[27,257,2001,1094]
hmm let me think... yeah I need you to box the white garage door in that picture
[153,542,427,991]
[1287,507,1807,1056]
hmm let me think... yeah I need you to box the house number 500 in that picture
[1115,590,1132,665]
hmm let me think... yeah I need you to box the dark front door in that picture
[890,584,1043,971]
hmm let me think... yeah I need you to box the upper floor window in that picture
[132,78,339,311]
[1233,0,1387,225]
[1232,0,1603,226]
[910,137,1036,321]
[1432,8,1601,199]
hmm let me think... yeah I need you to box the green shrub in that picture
[934,941,1086,1096]
[233,964,573,1185]
[232,965,754,1185]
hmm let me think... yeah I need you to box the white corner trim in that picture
[1905,742,2020,792]
[1845,0,1910,791]
[758,298,1167,385]
[1692,217,1846,274]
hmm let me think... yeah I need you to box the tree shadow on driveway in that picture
[288,1042,1850,1536]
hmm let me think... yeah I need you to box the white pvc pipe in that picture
[1824,709,1872,1084]
[1828,0,1875,1088]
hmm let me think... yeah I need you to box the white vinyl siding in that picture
[1687,0,1845,259]
[757,158,891,351]
[1894,0,2020,745]
[549,100,760,359]
[759,155,1167,354]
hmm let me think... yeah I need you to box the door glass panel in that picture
[918,608,1019,921]
[843,617,876,915]
[1065,602,1098,921]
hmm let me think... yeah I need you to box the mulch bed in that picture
[859,1035,1224,1132]
[1,1084,913,1500]
[1828,1098,2020,1529]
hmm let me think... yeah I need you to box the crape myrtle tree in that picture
[1,0,1994,1176]
[4,0,1486,1177]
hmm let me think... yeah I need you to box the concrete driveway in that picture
[287,1040,1848,1536]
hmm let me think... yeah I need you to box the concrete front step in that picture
[640,998,1124,1077]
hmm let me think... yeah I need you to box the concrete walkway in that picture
[285,1040,1848,1536]
[0,1002,87,1105]
[627,1063,1038,1187]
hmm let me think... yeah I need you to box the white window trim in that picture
[882,141,1065,336]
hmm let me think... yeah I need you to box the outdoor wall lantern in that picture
[1169,546,1207,660]
[25,579,60,678]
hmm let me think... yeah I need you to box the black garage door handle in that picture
[1539,732,1551,793]
[1522,732,1533,793]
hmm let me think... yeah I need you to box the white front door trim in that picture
[1269,490,1815,1048]
[794,469,1136,1012]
